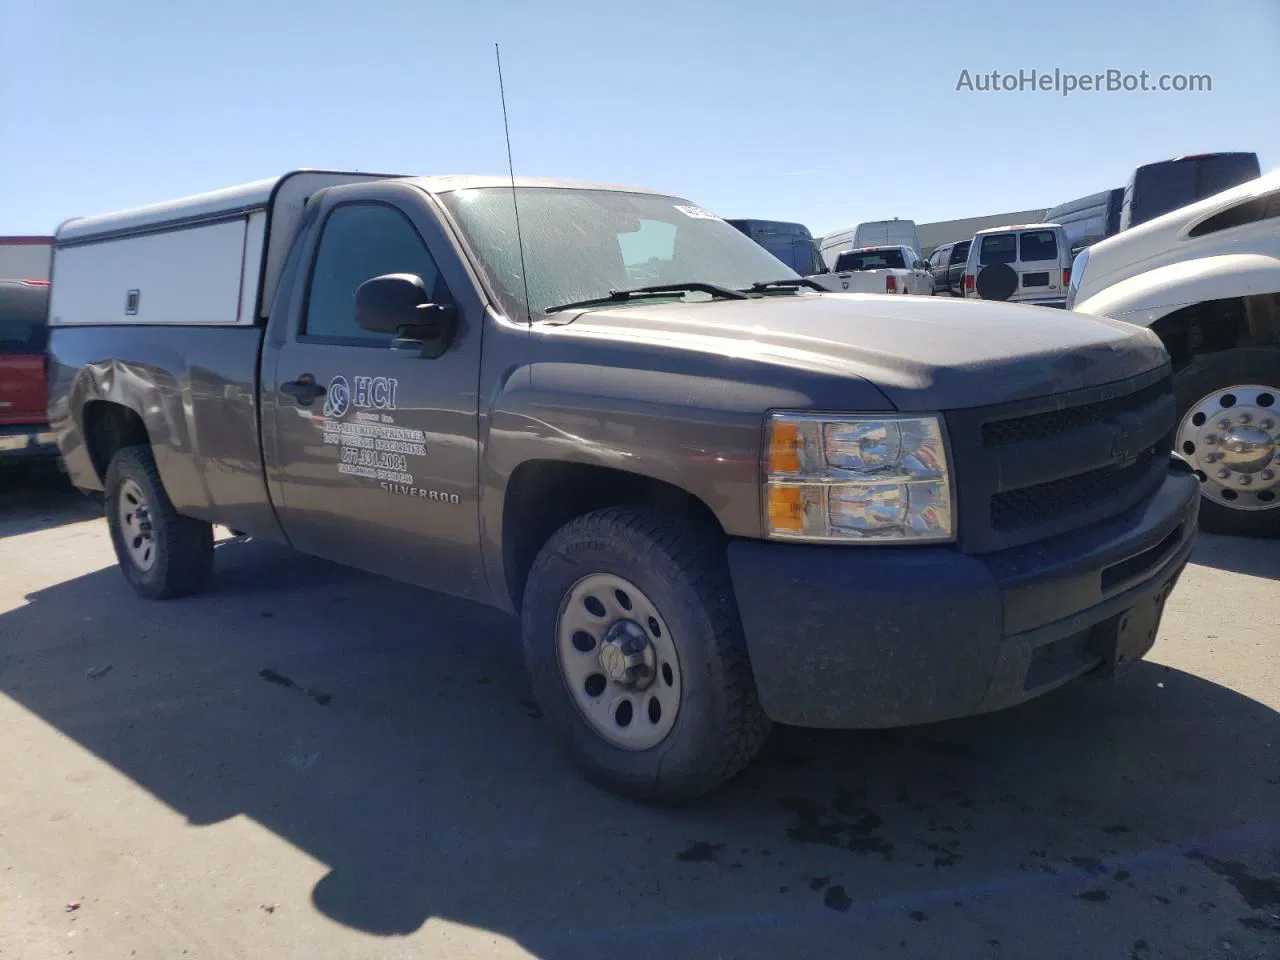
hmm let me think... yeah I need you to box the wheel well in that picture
[82,401,150,484]
[501,461,723,611]
[1150,293,1280,372]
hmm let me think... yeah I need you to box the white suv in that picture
[962,223,1073,308]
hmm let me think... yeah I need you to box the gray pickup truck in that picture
[48,170,1199,801]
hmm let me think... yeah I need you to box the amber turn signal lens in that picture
[768,420,801,474]
[766,485,805,532]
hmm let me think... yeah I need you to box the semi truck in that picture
[1070,168,1280,537]
[48,170,1197,801]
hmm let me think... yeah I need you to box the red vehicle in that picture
[0,279,57,464]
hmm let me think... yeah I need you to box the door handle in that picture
[281,374,326,405]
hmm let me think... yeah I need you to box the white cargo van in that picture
[961,223,1072,308]
[819,220,920,271]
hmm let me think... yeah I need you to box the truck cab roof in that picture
[55,171,670,243]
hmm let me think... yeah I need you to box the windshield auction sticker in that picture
[673,204,723,221]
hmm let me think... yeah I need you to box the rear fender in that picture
[65,357,207,508]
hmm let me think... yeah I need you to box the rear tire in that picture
[521,506,770,803]
[105,445,215,598]
[1173,347,1280,538]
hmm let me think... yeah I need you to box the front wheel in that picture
[105,445,215,598]
[1174,347,1280,537]
[521,506,770,803]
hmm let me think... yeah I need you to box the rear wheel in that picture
[105,445,215,598]
[521,506,770,803]
[1174,347,1280,537]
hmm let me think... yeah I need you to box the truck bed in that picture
[48,324,279,540]
[810,269,910,294]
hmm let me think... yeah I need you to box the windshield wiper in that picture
[742,278,826,293]
[545,282,750,314]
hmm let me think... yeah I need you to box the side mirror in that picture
[355,273,457,359]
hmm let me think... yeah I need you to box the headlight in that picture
[1065,247,1089,310]
[765,413,954,543]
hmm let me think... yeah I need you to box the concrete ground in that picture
[1,471,1277,960]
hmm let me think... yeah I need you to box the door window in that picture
[303,203,451,343]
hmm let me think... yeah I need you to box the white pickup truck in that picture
[812,245,934,295]
[1070,168,1280,538]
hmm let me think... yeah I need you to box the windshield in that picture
[438,188,800,318]
[835,248,907,271]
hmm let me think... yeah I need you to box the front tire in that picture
[521,506,770,803]
[105,445,215,598]
[1173,347,1280,538]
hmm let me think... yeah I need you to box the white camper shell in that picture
[49,170,403,327]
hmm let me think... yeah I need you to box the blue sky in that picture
[2,0,1277,237]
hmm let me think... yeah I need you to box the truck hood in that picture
[548,293,1169,411]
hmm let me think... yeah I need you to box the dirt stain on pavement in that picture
[779,795,896,861]
[1190,854,1280,910]
[259,668,331,706]
[823,886,852,912]
[675,841,724,863]
[1238,916,1279,932]
[922,840,962,868]
[1070,856,1109,876]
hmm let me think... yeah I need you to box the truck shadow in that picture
[1,537,1276,956]
[0,467,99,538]
[1188,531,1280,579]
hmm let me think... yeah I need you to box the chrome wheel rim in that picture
[555,573,682,751]
[117,478,157,571]
[1177,383,1279,512]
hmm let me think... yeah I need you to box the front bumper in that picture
[727,466,1199,728]
[0,424,59,461]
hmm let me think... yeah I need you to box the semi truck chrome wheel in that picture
[1177,383,1279,512]
[117,478,157,571]
[556,572,682,750]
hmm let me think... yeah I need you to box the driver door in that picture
[264,194,485,600]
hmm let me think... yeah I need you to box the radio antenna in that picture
[495,43,534,325]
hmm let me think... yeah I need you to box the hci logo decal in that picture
[323,375,351,418]
[322,375,398,418]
